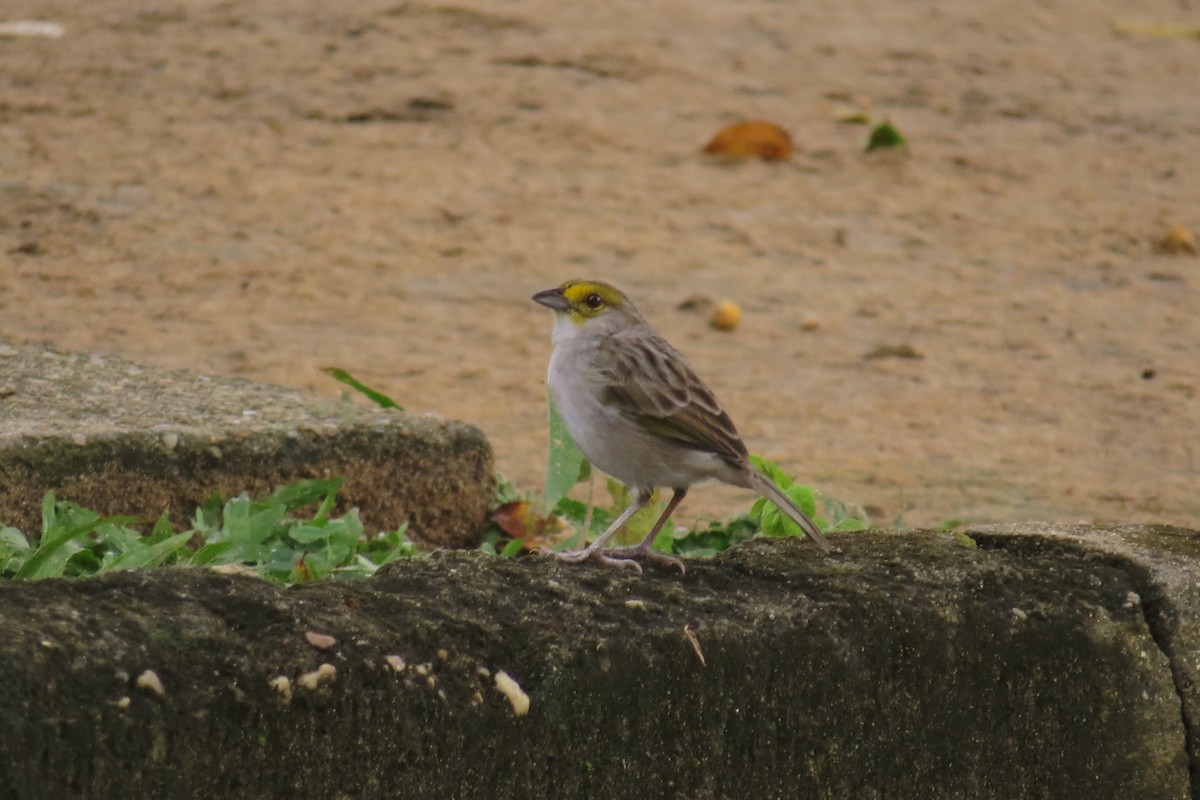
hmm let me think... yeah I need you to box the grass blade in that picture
[322,367,403,410]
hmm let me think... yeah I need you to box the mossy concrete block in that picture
[0,526,1194,799]
[0,343,493,547]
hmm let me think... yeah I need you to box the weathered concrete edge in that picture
[0,422,495,549]
[0,343,495,547]
[0,527,1195,799]
[968,522,1200,797]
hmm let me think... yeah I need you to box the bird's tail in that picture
[747,470,833,553]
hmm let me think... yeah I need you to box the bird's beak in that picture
[532,287,571,312]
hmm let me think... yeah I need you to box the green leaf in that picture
[147,511,176,544]
[287,523,334,545]
[298,550,336,581]
[322,367,403,410]
[500,538,524,558]
[366,524,418,566]
[748,455,793,491]
[93,522,142,555]
[747,461,821,538]
[192,491,225,534]
[16,511,135,580]
[188,540,237,566]
[865,120,906,152]
[606,478,664,546]
[553,498,611,536]
[543,393,587,513]
[782,484,818,519]
[0,527,30,551]
[832,517,868,532]
[262,478,343,514]
[99,532,194,574]
[40,491,57,537]
[66,548,103,576]
[264,547,303,574]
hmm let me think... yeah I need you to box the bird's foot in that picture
[538,545,684,575]
[595,543,686,575]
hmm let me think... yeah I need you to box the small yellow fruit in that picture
[710,301,741,331]
[1158,224,1197,255]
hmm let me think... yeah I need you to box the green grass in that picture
[0,479,418,584]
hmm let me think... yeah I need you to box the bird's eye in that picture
[584,293,604,310]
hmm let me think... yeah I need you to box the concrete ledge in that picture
[0,343,494,547]
[0,525,1194,799]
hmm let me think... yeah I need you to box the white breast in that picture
[545,332,730,492]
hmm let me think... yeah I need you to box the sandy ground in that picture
[2,0,1198,529]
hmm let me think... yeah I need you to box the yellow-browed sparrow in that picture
[533,279,832,573]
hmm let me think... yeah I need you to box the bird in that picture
[532,279,832,573]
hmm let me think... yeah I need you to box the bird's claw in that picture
[538,545,684,575]
[604,545,686,575]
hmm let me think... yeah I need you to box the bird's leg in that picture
[604,488,688,574]
[540,489,652,572]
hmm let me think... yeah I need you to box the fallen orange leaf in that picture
[490,500,575,550]
[491,500,535,539]
[703,120,793,161]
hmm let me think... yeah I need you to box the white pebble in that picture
[268,676,292,701]
[494,671,530,717]
[297,663,337,690]
[135,670,166,699]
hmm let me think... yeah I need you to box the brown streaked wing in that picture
[595,331,749,465]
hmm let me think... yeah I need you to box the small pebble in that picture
[268,676,292,700]
[135,670,166,700]
[494,671,530,717]
[297,663,337,690]
[304,631,337,650]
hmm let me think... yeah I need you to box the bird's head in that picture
[532,280,642,332]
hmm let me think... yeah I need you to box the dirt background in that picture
[2,0,1197,529]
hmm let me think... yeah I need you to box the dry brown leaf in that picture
[490,500,573,550]
[490,500,534,538]
[703,120,794,161]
